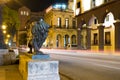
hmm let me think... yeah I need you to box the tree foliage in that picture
[2,6,20,37]
[19,33,27,45]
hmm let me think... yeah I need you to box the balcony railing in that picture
[52,25,77,29]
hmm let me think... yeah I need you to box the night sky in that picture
[6,0,68,12]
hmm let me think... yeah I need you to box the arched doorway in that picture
[78,20,86,49]
[56,34,62,48]
[71,35,76,45]
[64,35,69,47]
[89,16,99,51]
[103,12,115,52]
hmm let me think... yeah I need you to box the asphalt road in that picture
[41,49,120,80]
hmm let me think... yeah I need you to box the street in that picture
[0,0,120,80]
[41,49,120,80]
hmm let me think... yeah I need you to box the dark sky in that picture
[6,0,68,12]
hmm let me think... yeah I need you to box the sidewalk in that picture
[0,64,69,80]
[0,65,23,80]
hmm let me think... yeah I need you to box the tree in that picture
[2,6,20,45]
[0,5,7,49]
[19,33,27,45]
[0,30,7,49]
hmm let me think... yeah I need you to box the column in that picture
[86,28,91,49]
[98,26,104,51]
[114,22,120,51]
[77,28,81,49]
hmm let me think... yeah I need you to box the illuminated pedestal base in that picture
[19,54,60,80]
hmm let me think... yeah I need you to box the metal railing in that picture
[52,25,77,29]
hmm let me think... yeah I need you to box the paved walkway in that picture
[0,65,23,80]
[0,64,69,80]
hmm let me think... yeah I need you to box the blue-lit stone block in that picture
[32,54,50,59]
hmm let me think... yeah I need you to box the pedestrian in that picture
[28,40,32,53]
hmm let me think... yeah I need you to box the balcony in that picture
[52,25,77,29]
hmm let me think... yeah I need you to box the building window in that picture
[93,33,98,45]
[104,12,114,27]
[106,15,109,21]
[72,20,76,29]
[64,35,69,47]
[26,12,29,16]
[76,1,81,15]
[65,18,69,28]
[91,0,96,8]
[105,32,111,45]
[57,17,61,27]
[77,2,80,8]
[71,35,76,44]
[21,11,23,15]
[24,11,26,15]
[56,34,61,47]
[94,18,98,24]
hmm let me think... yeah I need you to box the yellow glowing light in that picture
[5,41,8,44]
[46,6,52,13]
[2,25,6,29]
[3,30,6,34]
[5,39,8,44]
[7,34,10,38]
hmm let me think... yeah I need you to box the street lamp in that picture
[7,34,10,38]
[0,1,10,49]
[3,30,6,34]
[5,39,8,44]
[2,25,7,29]
[2,25,7,34]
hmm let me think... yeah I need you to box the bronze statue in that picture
[32,18,49,54]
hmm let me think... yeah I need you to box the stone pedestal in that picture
[32,54,50,59]
[19,54,60,80]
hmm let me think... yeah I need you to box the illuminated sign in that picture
[53,3,67,10]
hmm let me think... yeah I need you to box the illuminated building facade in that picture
[18,6,30,46]
[18,6,44,47]
[75,0,120,52]
[18,6,30,31]
[44,0,77,49]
